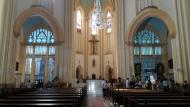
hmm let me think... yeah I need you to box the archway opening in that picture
[23,16,56,83]
[133,17,173,83]
[14,7,63,86]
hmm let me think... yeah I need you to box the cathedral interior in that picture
[0,0,190,107]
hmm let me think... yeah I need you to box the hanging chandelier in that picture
[90,0,106,29]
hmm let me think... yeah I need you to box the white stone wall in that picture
[1,0,190,86]
[0,0,17,86]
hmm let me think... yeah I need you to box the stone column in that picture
[115,0,126,79]
[84,16,89,79]
[0,0,17,86]
[54,45,58,79]
[44,47,49,85]
[181,0,190,82]
[171,0,190,83]
[30,48,36,83]
[0,0,6,84]
[112,11,117,79]
[62,0,73,82]
[100,29,104,78]
[16,28,26,83]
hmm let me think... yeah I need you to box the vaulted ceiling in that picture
[75,0,114,13]
[23,16,49,34]
[137,17,167,35]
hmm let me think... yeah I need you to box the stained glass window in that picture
[155,47,161,55]
[134,29,161,55]
[76,10,82,30]
[27,28,54,44]
[134,29,160,45]
[25,58,32,74]
[134,47,140,55]
[26,46,33,55]
[90,12,97,35]
[107,10,112,33]
[141,47,153,55]
[25,27,55,81]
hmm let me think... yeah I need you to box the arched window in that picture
[25,27,56,81]
[90,12,97,35]
[76,10,82,31]
[107,10,112,33]
[134,29,161,55]
[133,29,162,82]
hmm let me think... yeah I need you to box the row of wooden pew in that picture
[111,88,190,107]
[0,87,87,107]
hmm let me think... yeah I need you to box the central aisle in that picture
[86,80,113,107]
[87,80,103,95]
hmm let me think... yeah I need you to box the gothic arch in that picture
[104,6,115,22]
[104,5,114,14]
[75,6,85,30]
[13,6,63,43]
[126,7,176,44]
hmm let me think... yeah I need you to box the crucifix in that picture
[89,36,99,55]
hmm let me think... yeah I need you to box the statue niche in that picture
[92,73,96,79]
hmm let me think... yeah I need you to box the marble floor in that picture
[86,95,114,107]
[85,80,114,107]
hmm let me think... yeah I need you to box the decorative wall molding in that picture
[13,7,64,43]
[126,7,176,45]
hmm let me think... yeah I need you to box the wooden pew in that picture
[0,103,74,107]
[111,88,181,106]
[0,87,86,107]
[125,95,190,107]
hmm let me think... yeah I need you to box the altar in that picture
[87,80,103,96]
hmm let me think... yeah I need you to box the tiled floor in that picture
[86,80,114,107]
[86,95,114,107]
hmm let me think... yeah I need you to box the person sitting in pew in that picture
[26,80,31,89]
[157,80,164,92]
[183,80,188,89]
[125,78,129,88]
[145,79,152,90]
[163,79,169,92]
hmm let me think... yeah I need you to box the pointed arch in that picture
[76,9,82,30]
[75,6,85,31]
[14,7,63,43]
[90,11,97,35]
[126,8,176,45]
[106,10,112,33]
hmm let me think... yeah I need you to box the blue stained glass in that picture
[25,27,56,82]
[42,39,46,43]
[134,29,160,45]
[28,37,33,43]
[27,28,55,44]
[134,47,140,55]
[37,39,41,43]
[141,47,153,55]
[134,29,161,55]
[155,47,161,55]
[51,39,54,43]
[49,46,56,55]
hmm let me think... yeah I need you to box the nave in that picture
[1,0,190,107]
[0,80,114,107]
[1,79,190,107]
